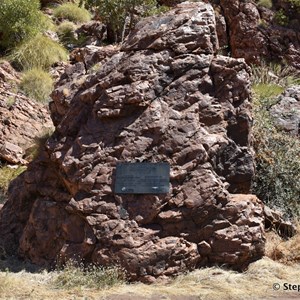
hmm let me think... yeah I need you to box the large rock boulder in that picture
[270,85,300,136]
[0,2,265,281]
[218,0,300,68]
[0,61,53,164]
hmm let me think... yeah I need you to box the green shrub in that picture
[84,0,157,42]
[251,65,300,218]
[53,3,91,23]
[252,114,300,218]
[24,128,54,161]
[10,34,68,70]
[19,68,54,103]
[39,11,57,32]
[0,166,26,204]
[0,0,42,49]
[252,83,284,107]
[251,62,300,87]
[53,260,125,289]
[289,0,300,8]
[274,9,289,26]
[0,166,26,191]
[257,0,272,9]
[57,21,77,46]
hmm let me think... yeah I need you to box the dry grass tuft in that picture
[0,165,26,203]
[265,224,300,265]
[0,256,300,299]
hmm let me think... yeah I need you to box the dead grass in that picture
[0,228,299,299]
[0,255,300,300]
[265,223,300,265]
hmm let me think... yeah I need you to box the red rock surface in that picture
[0,61,53,164]
[219,0,300,68]
[0,2,265,282]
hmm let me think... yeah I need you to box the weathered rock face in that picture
[218,0,300,68]
[220,0,268,64]
[75,21,107,47]
[0,2,265,281]
[270,85,300,136]
[0,61,53,164]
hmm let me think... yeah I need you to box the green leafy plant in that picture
[288,0,300,16]
[289,0,300,9]
[19,68,54,103]
[289,0,300,4]
[53,3,91,23]
[54,260,125,289]
[274,9,289,26]
[83,0,157,42]
[0,0,44,49]
[10,34,68,70]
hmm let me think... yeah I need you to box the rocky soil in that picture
[0,2,267,282]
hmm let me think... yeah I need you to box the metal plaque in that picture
[114,162,170,194]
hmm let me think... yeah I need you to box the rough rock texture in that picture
[0,61,53,164]
[220,0,268,63]
[215,10,228,49]
[264,206,296,238]
[69,44,120,71]
[75,21,107,46]
[0,2,265,281]
[270,86,300,136]
[218,0,300,68]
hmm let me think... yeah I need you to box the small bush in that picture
[24,129,54,161]
[251,62,300,87]
[39,11,57,32]
[54,260,125,289]
[0,0,42,49]
[251,63,300,218]
[0,166,26,204]
[57,21,77,46]
[84,0,158,42]
[53,3,91,23]
[19,68,54,103]
[252,83,284,108]
[288,0,300,9]
[257,0,272,9]
[10,34,68,70]
[274,9,289,26]
[146,4,170,16]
